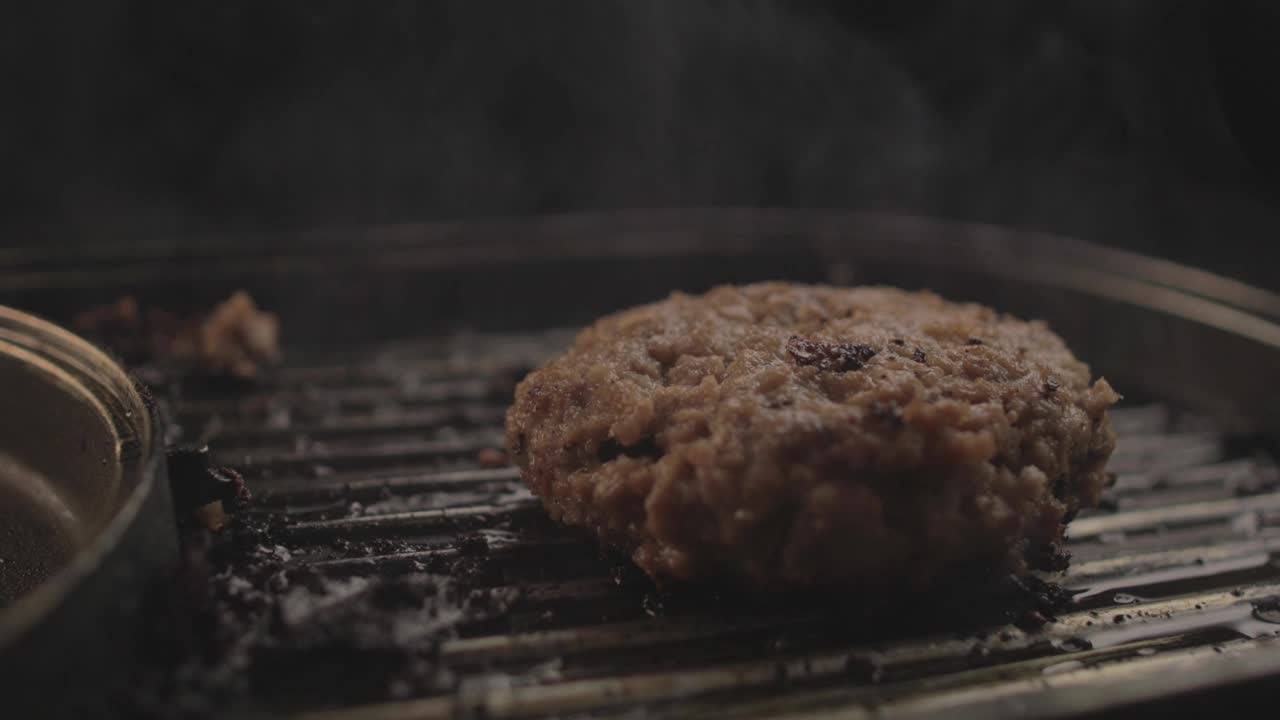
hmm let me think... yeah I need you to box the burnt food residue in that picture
[786,336,877,373]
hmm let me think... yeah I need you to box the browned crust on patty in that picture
[506,283,1119,588]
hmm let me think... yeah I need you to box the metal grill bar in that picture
[256,466,523,505]
[226,435,505,476]
[1066,495,1280,539]
[209,406,506,446]
[430,578,1280,678]
[186,335,1280,719]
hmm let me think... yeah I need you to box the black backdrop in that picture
[3,1,1278,288]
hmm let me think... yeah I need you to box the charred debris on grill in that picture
[129,476,516,715]
[107,322,401,711]
[121,360,550,715]
[167,444,251,532]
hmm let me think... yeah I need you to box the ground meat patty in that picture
[506,283,1120,589]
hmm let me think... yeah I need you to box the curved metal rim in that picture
[0,307,160,649]
[1,208,1277,317]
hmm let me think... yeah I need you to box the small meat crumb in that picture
[477,448,510,468]
[173,291,280,379]
[75,291,280,378]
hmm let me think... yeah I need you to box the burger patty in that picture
[505,283,1120,588]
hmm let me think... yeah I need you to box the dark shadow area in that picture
[2,1,1277,287]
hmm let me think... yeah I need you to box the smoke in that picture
[187,1,936,224]
[0,0,1261,259]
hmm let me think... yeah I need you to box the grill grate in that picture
[172,330,1280,719]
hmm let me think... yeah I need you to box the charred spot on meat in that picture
[785,336,877,372]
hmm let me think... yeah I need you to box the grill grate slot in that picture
[177,334,1280,719]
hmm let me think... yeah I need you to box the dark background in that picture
[3,0,1278,288]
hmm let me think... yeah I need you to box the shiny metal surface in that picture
[0,305,174,715]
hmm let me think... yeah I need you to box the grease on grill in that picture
[1252,597,1280,624]
[786,336,877,372]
